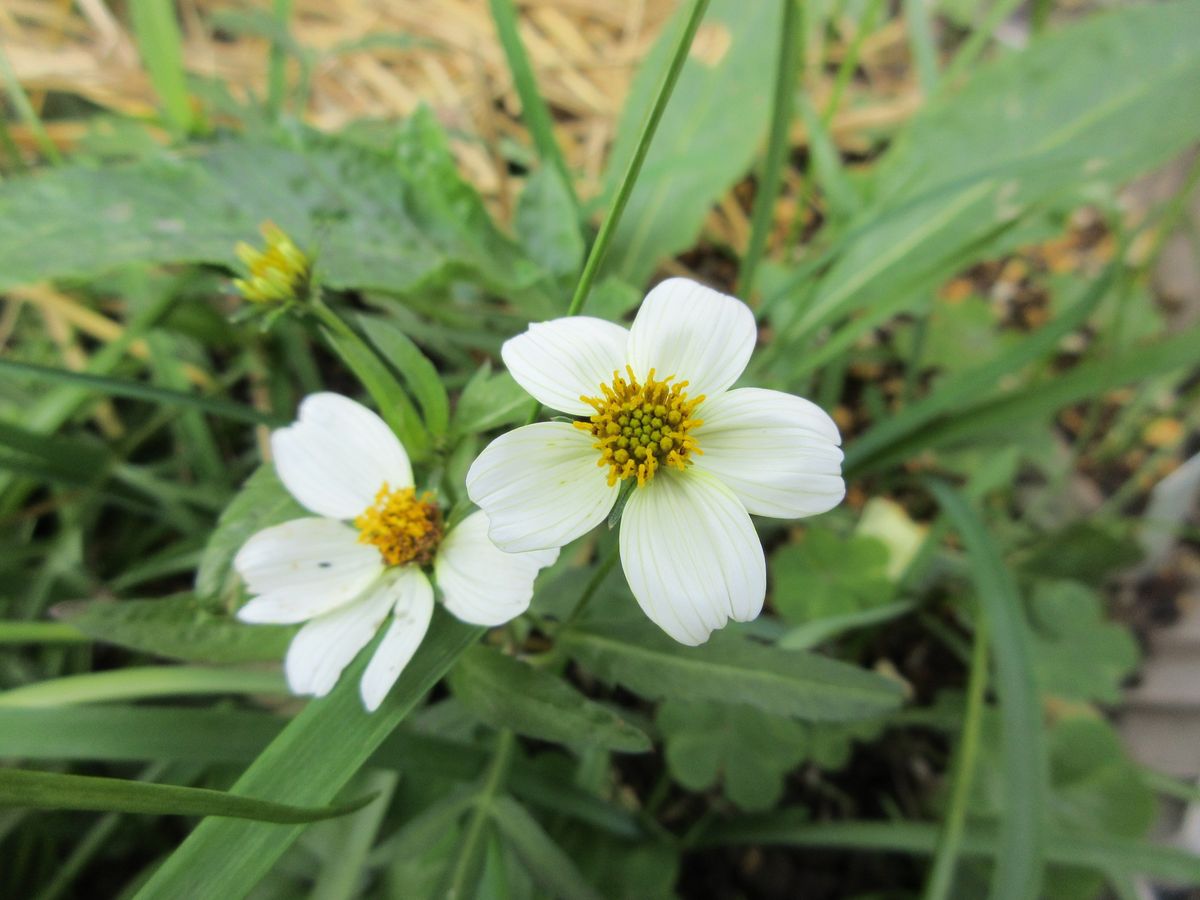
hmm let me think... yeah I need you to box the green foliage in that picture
[770,527,893,624]
[449,645,651,753]
[658,699,808,811]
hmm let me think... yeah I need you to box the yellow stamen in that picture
[233,221,310,304]
[575,366,704,488]
[354,484,442,567]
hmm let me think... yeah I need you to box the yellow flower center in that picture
[354,484,443,567]
[576,366,704,487]
[233,221,310,304]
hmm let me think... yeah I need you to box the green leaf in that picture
[128,0,196,134]
[600,0,780,284]
[779,602,914,651]
[657,699,807,811]
[194,465,306,600]
[698,816,1200,885]
[1026,580,1139,704]
[785,0,1200,340]
[1019,522,1142,587]
[932,483,1046,900]
[450,645,651,753]
[0,667,286,708]
[514,166,584,281]
[132,612,482,900]
[358,315,451,437]
[54,593,293,664]
[490,795,604,900]
[561,621,903,722]
[0,768,372,824]
[0,109,539,296]
[769,528,893,625]
[451,363,531,437]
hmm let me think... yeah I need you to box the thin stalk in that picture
[441,730,517,899]
[822,0,883,127]
[904,0,939,96]
[490,0,578,216]
[939,0,1024,87]
[266,0,294,119]
[0,46,62,165]
[0,667,286,708]
[921,616,989,900]
[740,0,803,302]
[565,0,711,317]
[0,621,88,645]
[564,549,621,628]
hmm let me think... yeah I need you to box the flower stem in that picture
[921,615,989,900]
[564,548,621,629]
[563,0,711,317]
[739,0,803,303]
[441,729,517,898]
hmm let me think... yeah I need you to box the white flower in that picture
[235,393,558,711]
[466,278,844,646]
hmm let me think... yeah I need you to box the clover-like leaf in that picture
[770,528,892,625]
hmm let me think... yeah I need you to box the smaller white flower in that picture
[466,278,845,646]
[235,393,557,712]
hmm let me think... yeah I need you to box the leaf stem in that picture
[564,549,621,629]
[564,0,711,317]
[740,0,803,302]
[921,615,988,900]
[442,729,518,899]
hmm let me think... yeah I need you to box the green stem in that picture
[823,0,883,126]
[0,621,89,645]
[442,730,518,899]
[0,46,62,165]
[490,0,578,216]
[922,615,988,900]
[565,549,621,628]
[564,0,711,317]
[939,0,1024,87]
[267,0,294,119]
[739,0,803,302]
[0,667,287,708]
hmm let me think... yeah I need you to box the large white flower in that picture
[235,393,558,711]
[466,278,844,646]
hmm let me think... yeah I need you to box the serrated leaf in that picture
[0,109,540,296]
[451,363,531,437]
[194,465,306,599]
[450,645,650,753]
[657,699,807,811]
[561,621,903,722]
[55,593,292,664]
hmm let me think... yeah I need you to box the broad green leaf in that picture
[449,645,651,753]
[769,528,892,625]
[0,767,371,824]
[133,612,482,900]
[451,363,530,437]
[358,315,451,438]
[514,167,584,282]
[490,796,604,900]
[1026,580,1139,704]
[561,621,903,722]
[785,1,1200,339]
[54,593,293,664]
[194,465,305,600]
[0,108,540,296]
[657,699,807,811]
[932,484,1046,900]
[600,0,780,284]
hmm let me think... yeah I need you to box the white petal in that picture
[465,422,619,552]
[435,511,559,626]
[502,317,632,416]
[234,518,384,623]
[692,388,846,519]
[271,392,412,519]
[360,568,435,712]
[283,574,396,698]
[619,469,766,645]
[627,278,757,399]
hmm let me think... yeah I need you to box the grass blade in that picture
[0,667,286,707]
[930,483,1045,900]
[133,613,481,900]
[128,0,196,134]
[0,768,373,824]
